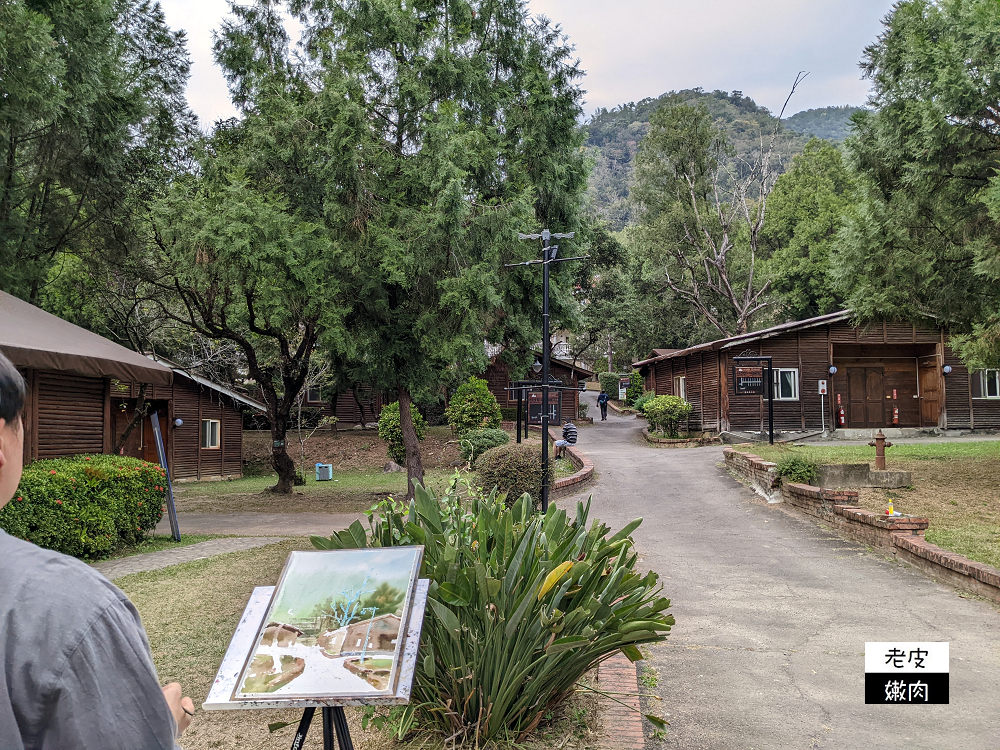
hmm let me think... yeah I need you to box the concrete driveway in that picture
[567,392,1000,749]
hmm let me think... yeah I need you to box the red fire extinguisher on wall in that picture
[838,406,846,426]
[892,405,899,425]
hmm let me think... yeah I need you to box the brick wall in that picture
[722,446,780,501]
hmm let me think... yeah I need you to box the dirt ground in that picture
[243,426,465,472]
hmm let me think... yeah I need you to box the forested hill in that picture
[783,105,866,142]
[583,89,814,230]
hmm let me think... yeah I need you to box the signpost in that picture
[618,376,630,401]
[733,356,774,444]
[819,379,828,436]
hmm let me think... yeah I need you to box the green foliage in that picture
[499,407,519,422]
[598,372,624,398]
[584,88,811,230]
[775,456,819,485]
[445,377,502,434]
[836,0,1000,365]
[761,139,853,319]
[643,395,693,438]
[459,429,510,467]
[378,402,426,465]
[577,402,589,419]
[625,371,644,405]
[0,455,166,559]
[783,106,866,142]
[476,443,555,507]
[633,391,656,415]
[312,480,673,743]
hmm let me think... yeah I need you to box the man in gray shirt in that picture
[0,352,194,749]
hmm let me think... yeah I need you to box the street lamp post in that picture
[509,229,586,512]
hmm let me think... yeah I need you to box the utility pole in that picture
[510,229,586,512]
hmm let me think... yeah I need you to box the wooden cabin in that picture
[0,291,263,479]
[634,311,997,434]
[303,384,385,428]
[483,353,594,423]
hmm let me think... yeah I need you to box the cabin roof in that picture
[0,291,173,386]
[148,355,266,412]
[632,311,854,368]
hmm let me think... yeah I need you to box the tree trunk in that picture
[397,386,424,500]
[270,408,297,494]
[112,383,149,454]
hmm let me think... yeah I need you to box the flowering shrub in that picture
[0,455,166,559]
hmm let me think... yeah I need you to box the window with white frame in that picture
[201,419,221,449]
[306,386,322,403]
[973,370,1000,399]
[673,375,686,400]
[772,368,799,400]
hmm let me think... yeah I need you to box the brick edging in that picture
[724,445,1000,603]
[643,427,722,447]
[597,651,645,749]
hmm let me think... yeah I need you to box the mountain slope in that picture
[583,89,815,230]
[784,105,866,142]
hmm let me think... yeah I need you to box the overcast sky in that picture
[159,0,897,128]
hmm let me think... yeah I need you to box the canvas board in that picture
[206,547,424,707]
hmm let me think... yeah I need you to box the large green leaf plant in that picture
[312,478,673,743]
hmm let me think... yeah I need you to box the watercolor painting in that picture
[232,547,423,700]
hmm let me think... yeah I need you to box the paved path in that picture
[156,512,364,537]
[567,392,1000,749]
[92,537,287,580]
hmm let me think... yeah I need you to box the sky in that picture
[158,0,897,128]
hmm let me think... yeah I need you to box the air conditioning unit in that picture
[315,463,333,481]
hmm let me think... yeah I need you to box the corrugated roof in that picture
[0,291,173,386]
[633,311,853,368]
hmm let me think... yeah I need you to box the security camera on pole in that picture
[508,229,588,513]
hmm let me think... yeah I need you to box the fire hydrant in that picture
[868,429,893,470]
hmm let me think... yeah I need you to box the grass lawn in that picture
[173,469,457,514]
[117,539,600,750]
[100,533,228,561]
[747,441,1000,569]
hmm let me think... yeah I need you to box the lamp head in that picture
[943,365,953,375]
[828,366,838,375]
[531,359,542,375]
[173,418,184,427]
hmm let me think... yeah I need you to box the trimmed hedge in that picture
[499,406,519,422]
[446,376,502,433]
[597,372,621,397]
[476,442,554,507]
[0,455,166,559]
[459,428,510,467]
[633,391,656,415]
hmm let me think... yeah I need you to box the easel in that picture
[290,706,353,750]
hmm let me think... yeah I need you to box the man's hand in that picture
[162,683,195,736]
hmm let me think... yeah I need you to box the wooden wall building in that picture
[483,354,594,423]
[634,311,999,434]
[1,292,263,480]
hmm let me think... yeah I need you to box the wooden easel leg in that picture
[290,707,315,750]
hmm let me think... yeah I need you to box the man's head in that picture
[0,351,26,509]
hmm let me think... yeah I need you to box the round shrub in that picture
[459,428,510,467]
[0,455,166,559]
[476,442,554,507]
[446,376,501,433]
[643,395,693,437]
[377,401,426,465]
[633,391,656,415]
[776,455,818,484]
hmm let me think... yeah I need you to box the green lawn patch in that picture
[747,440,1000,465]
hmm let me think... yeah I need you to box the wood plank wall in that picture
[36,372,105,458]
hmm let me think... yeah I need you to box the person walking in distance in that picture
[554,419,578,459]
[597,389,610,421]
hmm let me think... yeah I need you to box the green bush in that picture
[0,455,166,559]
[378,402,427,464]
[475,442,554,507]
[458,428,510,467]
[624,371,643,405]
[633,391,656,415]
[499,406,519,422]
[643,395,693,438]
[445,376,502,434]
[312,482,673,743]
[776,455,819,484]
[578,402,589,419]
[598,372,622,398]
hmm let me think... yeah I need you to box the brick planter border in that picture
[642,428,722,448]
[724,446,1000,604]
[528,425,596,497]
[597,651,645,749]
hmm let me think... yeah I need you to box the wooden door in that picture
[918,358,941,427]
[847,367,885,427]
[142,409,168,464]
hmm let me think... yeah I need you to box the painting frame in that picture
[229,546,424,703]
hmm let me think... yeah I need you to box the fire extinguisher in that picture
[838,406,846,427]
[892,405,899,425]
